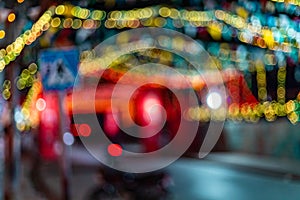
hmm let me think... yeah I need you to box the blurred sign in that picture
[39,48,79,91]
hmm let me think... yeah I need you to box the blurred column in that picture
[0,98,7,200]
[4,1,28,199]
[58,91,72,200]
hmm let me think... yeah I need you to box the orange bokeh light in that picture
[8,13,16,23]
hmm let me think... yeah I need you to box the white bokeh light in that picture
[36,98,46,111]
[63,132,74,146]
[206,92,222,110]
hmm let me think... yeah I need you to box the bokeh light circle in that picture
[72,27,226,173]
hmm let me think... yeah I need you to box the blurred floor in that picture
[19,157,46,200]
[14,118,300,200]
[23,145,300,200]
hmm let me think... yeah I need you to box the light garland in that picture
[0,4,300,72]
[18,79,42,131]
[270,0,300,7]
[49,4,300,53]
[2,80,11,100]
[256,60,268,102]
[187,99,300,124]
[240,0,300,16]
[0,3,299,127]
[16,62,38,90]
[277,62,287,104]
[0,6,54,72]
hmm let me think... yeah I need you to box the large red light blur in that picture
[103,110,119,137]
[38,92,60,160]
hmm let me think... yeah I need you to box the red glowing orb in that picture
[78,124,91,137]
[107,144,123,157]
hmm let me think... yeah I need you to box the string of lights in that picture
[0,7,54,72]
[188,97,300,124]
[270,0,300,7]
[0,3,298,127]
[47,5,300,54]
[17,79,42,131]
[0,4,299,71]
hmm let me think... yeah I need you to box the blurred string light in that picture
[207,43,280,72]
[256,60,267,102]
[80,53,293,122]
[19,80,42,131]
[79,41,287,75]
[1,4,300,71]
[240,0,300,16]
[47,4,300,55]
[187,99,300,124]
[16,63,38,90]
[0,2,299,72]
[270,0,300,7]
[17,70,299,126]
[77,41,299,124]
[0,3,299,125]
[0,6,54,72]
[277,62,286,105]
[2,80,11,100]
[286,99,300,124]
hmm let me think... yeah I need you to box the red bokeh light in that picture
[78,123,91,137]
[107,144,122,157]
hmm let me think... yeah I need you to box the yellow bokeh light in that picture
[71,6,81,17]
[140,8,153,19]
[16,122,26,132]
[215,10,225,20]
[2,88,11,100]
[288,112,299,124]
[17,0,25,3]
[105,19,116,29]
[55,5,65,15]
[0,60,5,71]
[3,80,11,89]
[21,108,30,120]
[170,8,180,19]
[154,17,166,27]
[277,87,285,98]
[17,78,26,90]
[141,18,153,26]
[91,10,103,20]
[0,30,5,39]
[0,49,6,57]
[8,13,16,23]
[51,17,61,28]
[78,8,90,19]
[159,7,171,18]
[286,100,295,113]
[110,11,122,20]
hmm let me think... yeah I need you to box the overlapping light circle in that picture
[72,27,226,173]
